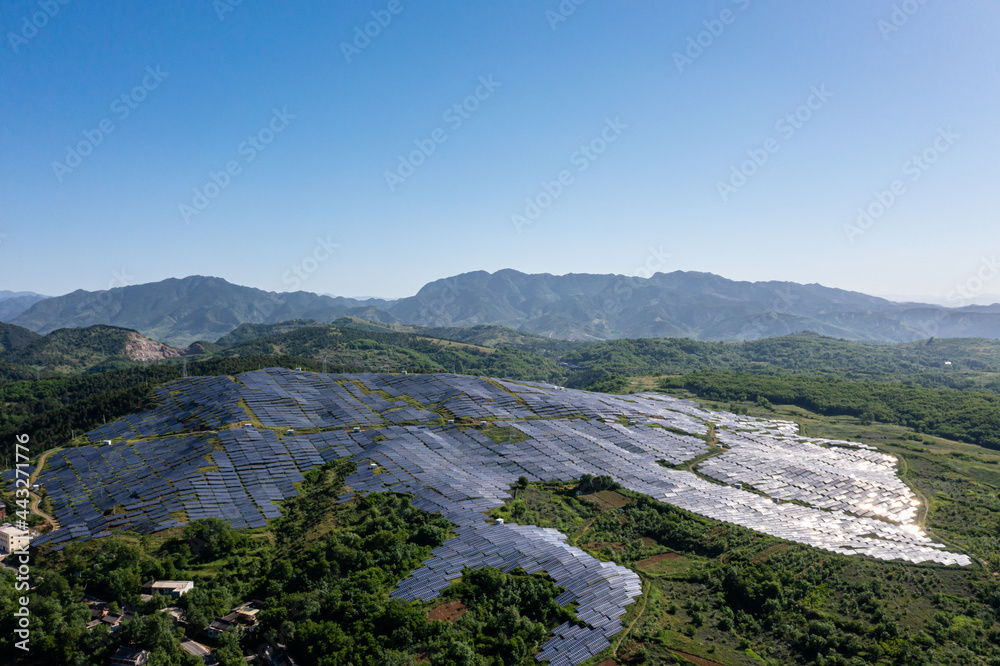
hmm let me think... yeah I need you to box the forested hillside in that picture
[0,321,41,352]
[217,323,562,381]
[562,334,1000,384]
[662,371,1000,450]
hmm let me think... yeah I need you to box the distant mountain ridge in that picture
[390,270,1000,342]
[9,276,398,346]
[0,290,48,321]
[8,271,1000,345]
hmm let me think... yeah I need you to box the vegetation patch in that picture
[583,489,631,510]
[481,423,531,445]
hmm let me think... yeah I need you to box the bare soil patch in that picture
[583,490,630,509]
[635,552,681,569]
[427,599,467,623]
[670,649,725,666]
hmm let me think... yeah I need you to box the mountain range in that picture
[0,290,48,322]
[6,271,1000,346]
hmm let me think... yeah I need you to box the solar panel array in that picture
[239,370,386,428]
[394,523,641,666]
[29,436,213,545]
[31,427,358,547]
[18,369,973,666]
[496,379,712,435]
[700,428,920,523]
[88,376,247,441]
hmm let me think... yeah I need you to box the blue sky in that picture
[1,1,998,303]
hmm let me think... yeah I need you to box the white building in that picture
[149,580,194,598]
[0,523,30,554]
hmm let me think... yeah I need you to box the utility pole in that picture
[182,358,188,378]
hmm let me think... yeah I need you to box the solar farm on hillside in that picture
[16,369,972,666]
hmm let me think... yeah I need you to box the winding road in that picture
[26,448,60,532]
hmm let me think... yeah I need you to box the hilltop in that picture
[8,275,396,346]
[213,319,562,381]
[217,317,585,356]
[0,324,189,375]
